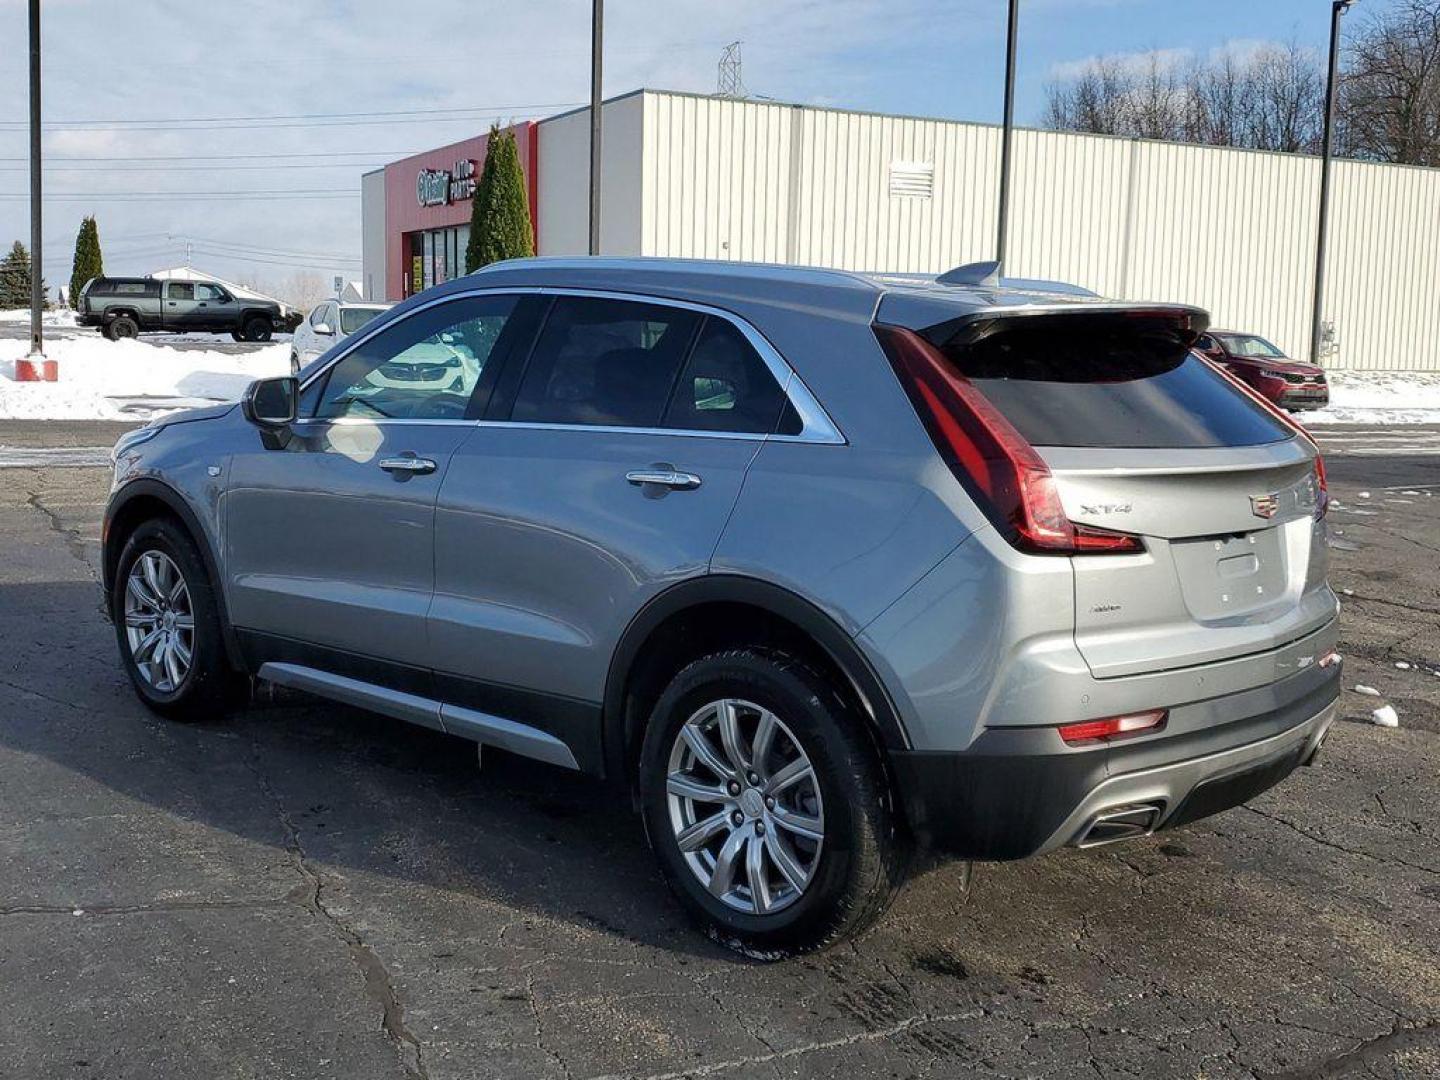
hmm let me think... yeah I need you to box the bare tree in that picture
[1342,0,1440,166]
[1044,42,1322,153]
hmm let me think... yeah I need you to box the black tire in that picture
[111,517,240,722]
[108,315,138,340]
[230,329,246,343]
[639,649,908,958]
[243,316,272,343]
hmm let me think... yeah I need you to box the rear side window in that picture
[663,317,799,434]
[512,297,701,428]
[98,280,158,297]
[923,314,1290,449]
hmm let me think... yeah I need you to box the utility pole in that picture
[995,0,1019,268]
[28,0,44,362]
[1310,0,1354,365]
[589,0,603,256]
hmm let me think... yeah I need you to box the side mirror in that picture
[242,375,298,429]
[314,322,334,336]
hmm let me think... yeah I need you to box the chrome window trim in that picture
[297,285,845,445]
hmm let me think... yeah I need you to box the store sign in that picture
[416,159,478,207]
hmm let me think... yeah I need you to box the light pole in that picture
[1310,0,1354,365]
[27,0,44,363]
[995,0,1019,267]
[588,0,603,256]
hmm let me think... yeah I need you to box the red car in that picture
[1196,330,1330,412]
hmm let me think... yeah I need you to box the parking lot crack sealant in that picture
[245,732,431,1080]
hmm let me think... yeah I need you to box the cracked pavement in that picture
[0,421,1437,1079]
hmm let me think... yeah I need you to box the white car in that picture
[290,298,393,374]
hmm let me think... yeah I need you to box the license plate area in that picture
[1171,529,1288,620]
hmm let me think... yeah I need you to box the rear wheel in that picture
[639,650,907,957]
[112,518,239,722]
[243,316,272,343]
[107,315,138,340]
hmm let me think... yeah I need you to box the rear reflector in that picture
[1059,709,1168,746]
[1200,355,1329,518]
[874,324,1144,556]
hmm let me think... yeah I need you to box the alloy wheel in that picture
[665,698,825,915]
[123,550,195,693]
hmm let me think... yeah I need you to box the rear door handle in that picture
[626,468,702,490]
[379,456,437,475]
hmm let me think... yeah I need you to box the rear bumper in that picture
[889,661,1339,859]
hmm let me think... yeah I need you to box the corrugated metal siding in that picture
[635,91,1440,371]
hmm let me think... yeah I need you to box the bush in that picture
[465,124,535,272]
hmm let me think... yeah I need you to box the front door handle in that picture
[626,468,702,490]
[379,456,437,475]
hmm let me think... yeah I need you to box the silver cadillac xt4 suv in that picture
[104,258,1340,956]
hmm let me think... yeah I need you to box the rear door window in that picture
[923,313,1290,449]
[662,317,799,435]
[510,296,701,428]
[166,282,195,301]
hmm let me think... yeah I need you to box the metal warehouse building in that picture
[361,88,1440,372]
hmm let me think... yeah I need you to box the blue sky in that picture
[0,0,1390,296]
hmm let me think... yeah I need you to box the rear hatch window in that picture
[922,312,1290,449]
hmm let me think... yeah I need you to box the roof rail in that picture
[935,261,1002,288]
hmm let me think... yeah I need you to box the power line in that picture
[0,163,384,173]
[0,192,353,201]
[0,101,583,132]
[0,151,416,162]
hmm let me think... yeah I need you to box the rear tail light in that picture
[1059,709,1168,746]
[1200,354,1329,518]
[874,324,1144,556]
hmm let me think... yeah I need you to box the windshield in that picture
[340,306,387,335]
[1217,333,1286,359]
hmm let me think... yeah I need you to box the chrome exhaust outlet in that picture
[1075,803,1163,849]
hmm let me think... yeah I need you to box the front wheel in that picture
[639,650,907,958]
[112,518,239,722]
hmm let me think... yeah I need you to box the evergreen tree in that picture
[465,124,535,273]
[0,241,49,309]
[69,215,104,308]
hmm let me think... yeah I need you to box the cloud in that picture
[1049,46,1194,82]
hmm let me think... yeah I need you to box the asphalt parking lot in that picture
[0,421,1437,1079]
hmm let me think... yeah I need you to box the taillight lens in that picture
[1199,353,1329,518]
[1059,709,1168,746]
[875,324,1144,556]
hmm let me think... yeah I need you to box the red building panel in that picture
[382,122,539,300]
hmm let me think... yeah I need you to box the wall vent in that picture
[888,160,934,198]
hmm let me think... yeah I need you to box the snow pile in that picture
[0,334,288,420]
[0,308,78,328]
[1371,704,1400,728]
[1306,371,1440,425]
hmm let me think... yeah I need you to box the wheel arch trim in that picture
[602,574,912,780]
[104,478,244,670]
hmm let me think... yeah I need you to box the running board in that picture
[257,662,580,771]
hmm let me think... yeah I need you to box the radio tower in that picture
[717,42,744,98]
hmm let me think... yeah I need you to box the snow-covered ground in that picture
[1303,371,1440,425]
[0,333,288,420]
